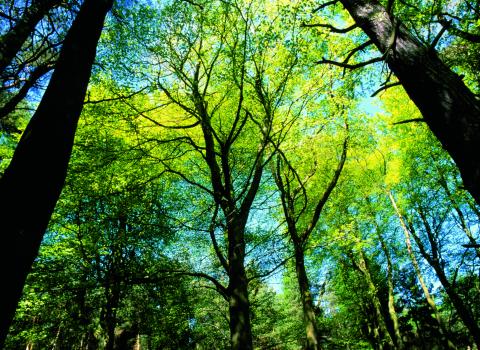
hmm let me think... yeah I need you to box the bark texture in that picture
[340,0,480,204]
[295,245,321,350]
[0,0,112,345]
[228,222,253,350]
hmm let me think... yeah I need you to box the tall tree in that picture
[315,0,480,204]
[0,0,113,345]
[273,123,348,350]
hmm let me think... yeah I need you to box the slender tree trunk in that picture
[356,249,395,349]
[411,209,480,349]
[430,260,480,349]
[294,244,321,350]
[376,229,403,349]
[227,224,253,350]
[0,0,112,346]
[437,172,480,259]
[388,192,456,349]
[0,0,62,76]
[340,0,480,204]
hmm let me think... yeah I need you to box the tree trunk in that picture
[227,224,253,350]
[0,0,62,76]
[356,249,395,349]
[388,192,456,349]
[294,244,322,350]
[0,0,112,346]
[430,261,480,349]
[376,228,403,349]
[411,208,479,348]
[340,0,480,204]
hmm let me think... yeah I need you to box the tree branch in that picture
[301,22,358,34]
[316,56,383,70]
[392,118,425,125]
[209,204,229,273]
[371,81,401,97]
[313,0,339,13]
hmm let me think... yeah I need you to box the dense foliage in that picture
[1,0,479,349]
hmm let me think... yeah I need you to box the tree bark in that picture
[0,0,62,77]
[340,0,480,204]
[0,0,112,346]
[294,244,321,350]
[227,221,253,350]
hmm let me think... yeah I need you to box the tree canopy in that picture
[1,0,479,349]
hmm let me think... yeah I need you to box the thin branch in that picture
[438,16,480,43]
[84,86,149,105]
[303,128,349,240]
[181,0,204,10]
[313,0,339,13]
[370,81,401,97]
[247,254,293,282]
[209,204,229,273]
[430,24,449,49]
[316,56,383,70]
[392,118,425,125]
[301,22,358,34]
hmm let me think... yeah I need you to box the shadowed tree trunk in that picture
[0,0,62,76]
[294,244,322,350]
[409,206,480,349]
[0,0,113,345]
[389,192,457,350]
[227,219,253,350]
[339,0,480,204]
[355,249,395,349]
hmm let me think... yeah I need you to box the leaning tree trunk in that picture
[389,192,456,349]
[227,223,253,350]
[294,244,322,350]
[357,249,395,349]
[340,0,480,204]
[376,228,403,349]
[0,0,112,346]
[0,0,62,76]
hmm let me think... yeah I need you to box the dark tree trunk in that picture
[340,0,480,204]
[294,244,321,350]
[103,277,121,350]
[432,263,480,349]
[0,0,112,346]
[227,222,253,350]
[0,0,62,76]
[0,63,54,121]
[410,211,480,349]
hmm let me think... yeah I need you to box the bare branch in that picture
[316,56,383,70]
[303,127,349,240]
[84,86,149,105]
[392,118,425,125]
[370,81,401,97]
[313,0,339,13]
[209,204,229,273]
[301,22,358,34]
